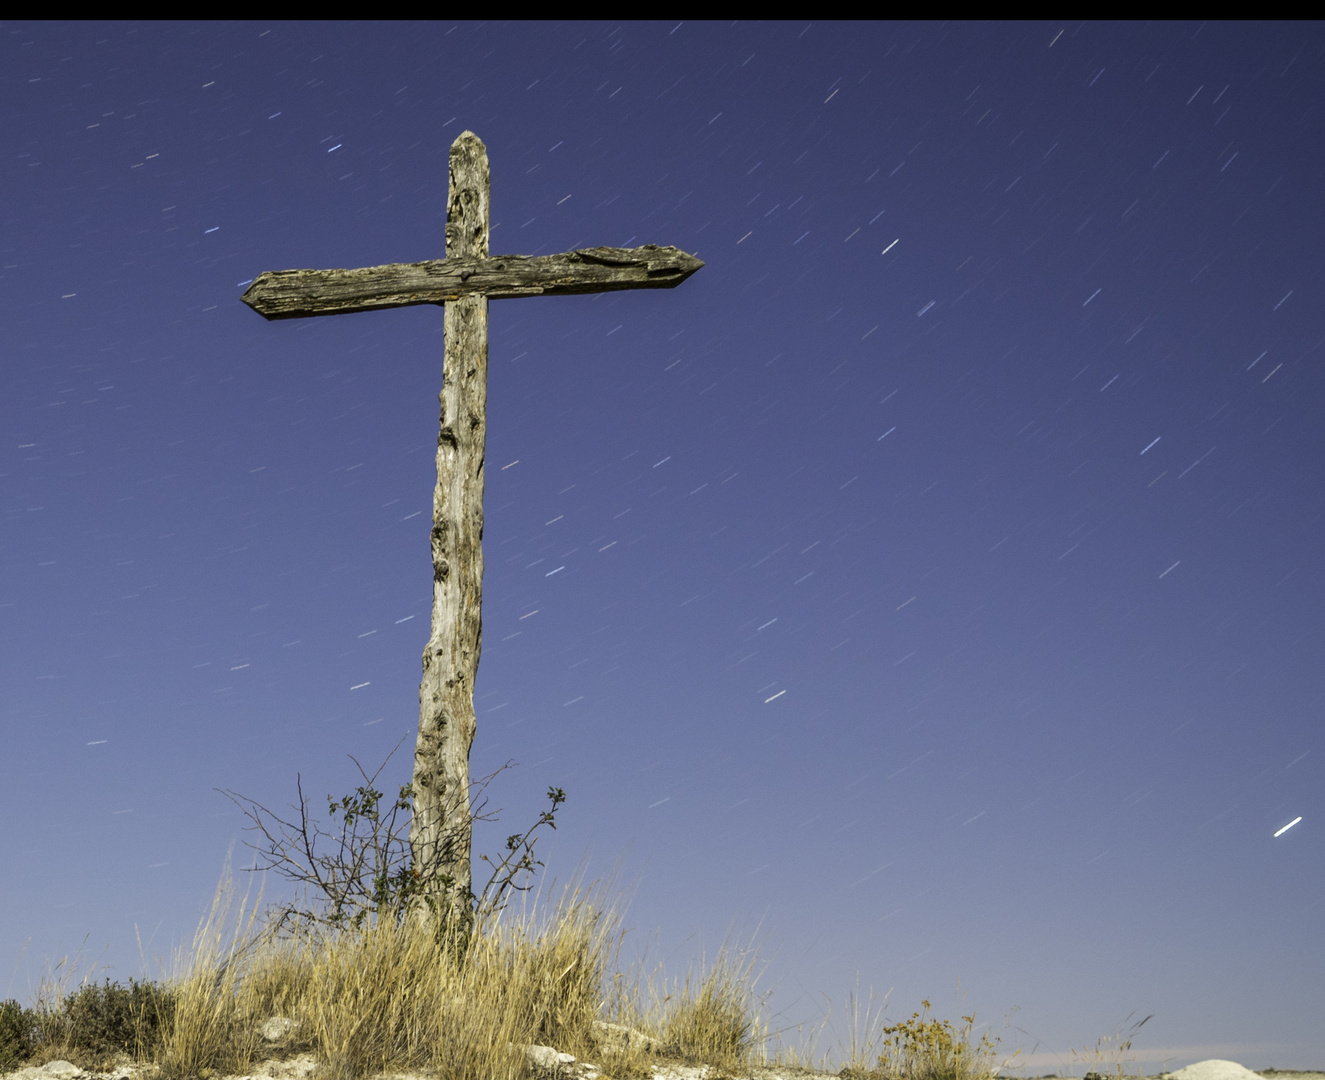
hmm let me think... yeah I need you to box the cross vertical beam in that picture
[411,132,490,924]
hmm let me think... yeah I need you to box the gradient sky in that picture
[3,21,1323,1074]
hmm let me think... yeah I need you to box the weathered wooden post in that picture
[241,131,702,924]
[412,131,488,928]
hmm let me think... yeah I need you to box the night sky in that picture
[3,21,1323,1073]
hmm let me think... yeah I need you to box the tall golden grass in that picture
[6,870,1094,1080]
[142,870,634,1080]
[55,866,776,1080]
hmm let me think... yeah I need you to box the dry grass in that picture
[149,871,629,1080]
[1068,1014,1153,1079]
[152,875,268,1080]
[604,942,764,1077]
[4,873,1037,1080]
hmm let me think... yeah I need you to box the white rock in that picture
[513,1043,577,1074]
[259,1017,298,1042]
[1164,1062,1265,1080]
[2,1064,85,1080]
[592,1021,656,1054]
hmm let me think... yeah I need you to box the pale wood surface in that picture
[409,130,489,920]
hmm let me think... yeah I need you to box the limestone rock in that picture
[592,1020,657,1055]
[259,1017,298,1043]
[3,1063,122,1080]
[23,1064,82,1080]
[1164,1064,1268,1080]
[513,1042,578,1076]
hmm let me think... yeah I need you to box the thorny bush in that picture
[220,736,566,948]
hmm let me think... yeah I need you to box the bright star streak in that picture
[1273,817,1302,838]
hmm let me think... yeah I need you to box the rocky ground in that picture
[0,1017,846,1080]
[2,1055,841,1080]
[6,1056,1322,1080]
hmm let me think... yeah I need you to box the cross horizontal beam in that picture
[241,244,703,320]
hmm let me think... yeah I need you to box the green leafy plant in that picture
[870,999,1001,1080]
[0,998,36,1068]
[0,979,176,1072]
[60,978,177,1066]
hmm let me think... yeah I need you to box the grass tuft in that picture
[1069,1013,1153,1079]
[653,946,760,1074]
[154,866,267,1080]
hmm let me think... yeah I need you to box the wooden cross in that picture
[241,131,702,923]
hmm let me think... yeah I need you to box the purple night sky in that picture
[3,21,1322,1073]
